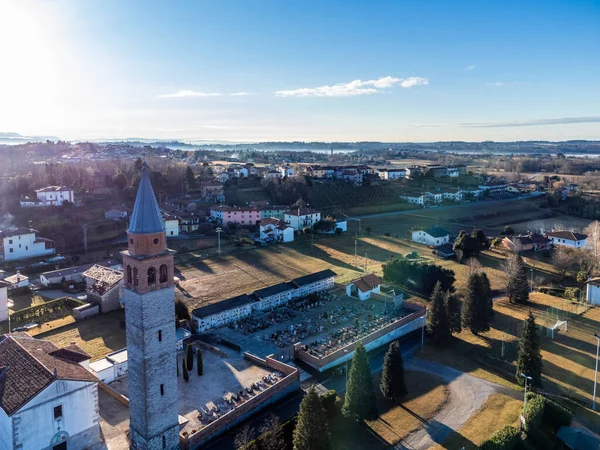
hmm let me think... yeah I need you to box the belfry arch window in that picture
[127,265,132,284]
[148,267,156,285]
[133,268,138,286]
[159,264,168,283]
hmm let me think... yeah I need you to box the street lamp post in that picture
[530,269,534,293]
[520,373,532,427]
[343,349,350,387]
[594,334,600,410]
[421,315,426,353]
[216,227,222,257]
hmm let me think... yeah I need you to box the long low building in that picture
[193,269,336,332]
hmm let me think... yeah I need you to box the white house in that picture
[546,231,587,249]
[385,169,407,180]
[400,193,426,205]
[443,188,463,202]
[264,170,282,180]
[412,227,450,247]
[162,212,180,237]
[4,272,29,290]
[0,280,9,322]
[20,186,74,207]
[284,207,321,230]
[587,278,600,305]
[0,333,102,450]
[259,218,295,243]
[218,172,229,183]
[346,274,382,301]
[0,228,55,262]
[279,166,294,178]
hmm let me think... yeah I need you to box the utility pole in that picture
[82,224,88,254]
[216,227,222,257]
[364,252,368,272]
[354,239,357,267]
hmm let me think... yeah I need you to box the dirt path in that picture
[396,358,517,450]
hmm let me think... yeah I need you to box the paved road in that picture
[347,192,544,220]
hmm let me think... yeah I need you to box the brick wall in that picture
[296,302,425,370]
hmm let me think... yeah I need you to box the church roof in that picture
[128,163,166,234]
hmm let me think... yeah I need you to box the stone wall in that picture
[181,356,299,449]
[73,303,100,320]
[296,302,425,372]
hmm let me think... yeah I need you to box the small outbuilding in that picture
[346,274,382,301]
[412,227,450,247]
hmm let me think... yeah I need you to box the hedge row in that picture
[479,425,521,450]
[524,394,545,432]
[543,398,572,430]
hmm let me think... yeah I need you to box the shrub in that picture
[479,425,521,450]
[543,398,572,430]
[524,394,545,432]
[524,428,553,450]
[320,389,338,419]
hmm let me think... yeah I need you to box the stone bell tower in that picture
[122,162,180,449]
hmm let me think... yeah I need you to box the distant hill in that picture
[0,132,60,145]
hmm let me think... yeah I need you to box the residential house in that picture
[259,205,288,220]
[502,233,550,252]
[546,231,588,248]
[200,182,225,202]
[400,192,426,205]
[264,170,282,180]
[259,218,294,243]
[83,264,124,313]
[386,168,407,180]
[279,166,294,178]
[104,207,128,220]
[0,228,55,262]
[412,227,450,247]
[0,333,102,450]
[425,165,448,177]
[20,186,74,208]
[217,172,229,183]
[284,207,322,230]
[307,165,335,179]
[478,181,508,192]
[346,274,382,301]
[210,205,262,226]
[443,188,463,202]
[406,166,424,179]
[4,272,29,290]
[0,280,9,322]
[162,212,180,237]
[40,260,121,287]
[175,211,203,233]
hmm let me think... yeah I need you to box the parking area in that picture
[206,288,403,360]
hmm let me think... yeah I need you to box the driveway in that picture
[396,358,519,450]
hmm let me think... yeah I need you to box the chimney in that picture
[54,368,58,378]
[16,271,20,283]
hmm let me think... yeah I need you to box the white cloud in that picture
[157,90,222,98]
[486,81,519,87]
[465,65,475,71]
[275,76,428,97]
[230,92,253,96]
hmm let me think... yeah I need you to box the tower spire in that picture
[129,162,165,235]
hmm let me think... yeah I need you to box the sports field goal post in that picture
[547,320,567,339]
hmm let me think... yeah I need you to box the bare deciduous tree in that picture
[259,414,283,450]
[552,246,574,281]
[234,424,253,450]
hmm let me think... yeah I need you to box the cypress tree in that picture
[182,357,189,382]
[445,291,462,334]
[480,272,495,318]
[342,343,377,421]
[197,349,203,376]
[516,312,543,387]
[380,341,407,400]
[462,273,491,334]
[293,386,331,450]
[186,344,194,371]
[426,281,451,344]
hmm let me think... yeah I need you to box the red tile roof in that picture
[0,335,97,415]
[351,274,383,292]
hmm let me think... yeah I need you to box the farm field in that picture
[36,310,126,361]
[432,393,522,450]
[421,292,600,428]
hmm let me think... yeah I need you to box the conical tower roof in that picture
[128,162,165,234]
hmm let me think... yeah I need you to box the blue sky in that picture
[1,0,598,141]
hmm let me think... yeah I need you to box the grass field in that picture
[421,292,600,428]
[36,310,126,361]
[432,393,523,450]
[366,371,450,446]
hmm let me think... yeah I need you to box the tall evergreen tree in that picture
[185,165,196,188]
[445,291,462,334]
[186,344,194,371]
[197,349,203,376]
[462,273,491,334]
[480,272,495,318]
[293,386,331,450]
[516,312,543,387]
[380,341,408,400]
[182,357,189,382]
[504,253,530,304]
[426,281,451,344]
[342,343,377,421]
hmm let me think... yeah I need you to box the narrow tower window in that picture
[158,330,162,342]
[133,268,138,286]
[162,436,166,449]
[159,264,168,283]
[127,265,132,284]
[148,267,156,285]
[160,384,164,396]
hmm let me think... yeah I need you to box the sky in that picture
[0,0,599,142]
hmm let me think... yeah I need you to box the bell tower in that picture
[122,162,180,449]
